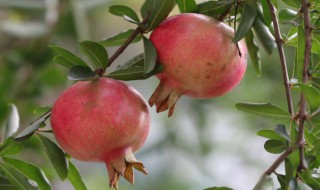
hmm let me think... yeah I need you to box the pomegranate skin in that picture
[50,77,149,189]
[149,13,247,116]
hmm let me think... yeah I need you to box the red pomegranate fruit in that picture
[50,77,149,189]
[149,13,247,116]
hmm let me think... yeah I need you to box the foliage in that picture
[0,0,320,189]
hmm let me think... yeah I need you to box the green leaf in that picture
[15,111,51,142]
[294,26,305,82]
[252,16,277,55]
[53,56,75,68]
[300,84,320,113]
[257,130,286,141]
[0,176,16,190]
[68,161,87,190]
[253,174,274,190]
[143,36,157,74]
[233,3,257,43]
[140,0,176,31]
[116,53,144,70]
[79,41,109,71]
[49,45,87,67]
[99,29,142,47]
[299,170,320,189]
[278,9,298,22]
[33,106,51,116]
[38,133,68,180]
[282,0,301,9]
[107,64,163,81]
[264,140,287,154]
[109,5,140,24]
[203,187,233,190]
[0,162,38,190]
[197,0,233,19]
[245,29,261,76]
[3,157,51,190]
[235,103,291,119]
[0,138,23,156]
[175,0,197,13]
[274,125,290,141]
[260,0,272,26]
[297,182,313,190]
[67,65,96,81]
[3,104,19,142]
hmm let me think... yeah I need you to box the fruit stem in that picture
[107,12,150,67]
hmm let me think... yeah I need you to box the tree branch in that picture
[297,0,312,171]
[107,13,150,66]
[265,146,295,175]
[267,0,294,116]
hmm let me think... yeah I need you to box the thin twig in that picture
[267,0,294,116]
[107,13,150,66]
[297,0,312,171]
[265,146,295,175]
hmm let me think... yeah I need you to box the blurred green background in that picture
[0,0,299,189]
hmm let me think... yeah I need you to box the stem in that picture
[298,0,312,171]
[107,13,150,66]
[265,146,295,175]
[267,0,294,115]
[233,0,242,57]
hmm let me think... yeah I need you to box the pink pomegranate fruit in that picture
[50,77,149,189]
[149,13,247,116]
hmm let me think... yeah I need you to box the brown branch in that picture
[107,13,150,67]
[297,0,312,171]
[267,0,294,115]
[265,146,295,175]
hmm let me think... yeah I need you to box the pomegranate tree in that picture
[149,13,247,116]
[50,77,149,189]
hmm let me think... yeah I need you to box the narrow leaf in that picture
[274,125,290,141]
[68,161,87,190]
[3,104,19,141]
[0,162,38,190]
[235,103,291,119]
[53,56,76,68]
[0,140,23,156]
[175,0,197,13]
[300,84,320,113]
[3,157,51,190]
[140,0,176,31]
[257,130,286,141]
[260,0,272,26]
[253,174,274,190]
[197,0,233,19]
[143,36,157,73]
[79,41,109,71]
[38,133,68,180]
[68,65,96,81]
[264,140,287,154]
[107,65,163,81]
[253,16,277,55]
[49,46,87,67]
[33,106,51,116]
[116,53,144,70]
[294,26,305,82]
[109,5,140,24]
[15,111,51,142]
[233,3,257,43]
[99,29,142,47]
[245,30,261,76]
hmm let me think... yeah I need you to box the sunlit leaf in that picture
[3,104,19,141]
[143,36,157,74]
[15,111,51,142]
[68,161,87,190]
[245,30,261,76]
[0,138,23,156]
[33,106,51,116]
[38,134,68,180]
[109,5,140,24]
[79,41,109,71]
[0,162,38,190]
[299,170,320,189]
[49,46,87,67]
[233,3,257,43]
[235,103,291,119]
[176,0,197,13]
[140,0,176,31]
[3,157,51,190]
[282,0,301,9]
[253,174,273,190]
[278,9,298,22]
[253,16,277,55]
[99,29,142,47]
[67,65,96,81]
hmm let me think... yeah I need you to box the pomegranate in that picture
[149,13,247,116]
[50,77,149,189]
